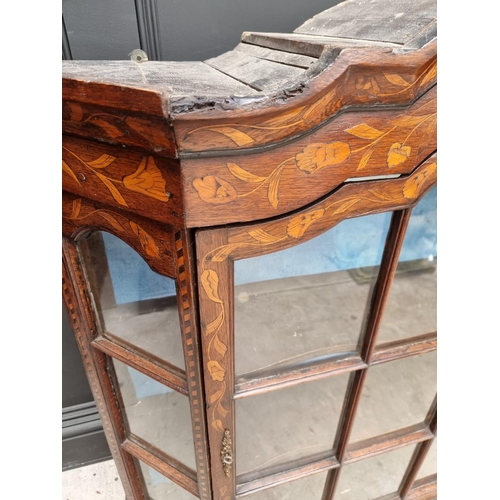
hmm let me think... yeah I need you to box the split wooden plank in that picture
[204,50,304,92]
[234,42,317,69]
[241,31,400,58]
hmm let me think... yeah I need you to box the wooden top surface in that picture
[63,0,436,114]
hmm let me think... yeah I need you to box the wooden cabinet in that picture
[62,1,437,498]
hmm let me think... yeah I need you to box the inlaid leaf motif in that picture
[403,162,437,199]
[345,123,384,140]
[62,160,81,185]
[97,212,125,232]
[95,172,128,206]
[67,102,84,122]
[419,61,437,87]
[227,163,267,183]
[87,154,116,169]
[193,176,237,204]
[70,198,82,219]
[357,148,374,171]
[286,209,325,239]
[91,118,123,139]
[209,243,245,263]
[248,228,282,244]
[303,88,336,120]
[384,73,410,87]
[390,115,432,128]
[296,142,350,173]
[332,198,360,215]
[129,221,159,258]
[367,189,395,202]
[206,311,224,335]
[212,420,224,432]
[261,106,306,127]
[387,143,411,168]
[123,156,170,202]
[210,127,254,146]
[207,361,226,382]
[213,335,228,357]
[217,402,228,418]
[125,116,173,149]
[201,270,223,304]
[210,389,224,404]
[267,166,284,208]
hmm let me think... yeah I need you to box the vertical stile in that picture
[398,397,437,498]
[321,209,413,500]
[62,239,146,500]
[175,229,213,500]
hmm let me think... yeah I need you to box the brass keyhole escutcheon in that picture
[220,430,233,477]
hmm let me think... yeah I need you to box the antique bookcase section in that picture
[195,155,436,500]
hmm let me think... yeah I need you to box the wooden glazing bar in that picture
[322,209,413,500]
[344,423,433,464]
[174,229,213,500]
[405,475,437,500]
[236,454,339,498]
[372,332,437,365]
[122,437,199,497]
[397,397,437,498]
[234,353,365,399]
[62,239,146,500]
[92,335,188,395]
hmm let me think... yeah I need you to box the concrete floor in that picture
[63,266,436,499]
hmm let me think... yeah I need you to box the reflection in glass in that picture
[246,471,328,499]
[236,373,349,477]
[378,186,437,344]
[137,460,198,500]
[337,445,416,499]
[417,438,437,480]
[80,231,185,369]
[112,359,196,470]
[350,352,436,443]
[234,213,392,378]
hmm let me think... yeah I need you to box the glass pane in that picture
[137,460,198,500]
[417,438,437,480]
[246,471,328,499]
[336,445,416,499]
[112,359,196,470]
[350,352,436,443]
[378,186,437,344]
[80,231,185,369]
[236,373,350,476]
[234,213,391,377]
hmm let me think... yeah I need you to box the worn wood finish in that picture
[372,332,437,365]
[62,136,183,225]
[195,229,236,500]
[62,192,176,277]
[405,475,437,500]
[183,88,436,226]
[62,240,146,499]
[234,43,317,69]
[62,100,177,156]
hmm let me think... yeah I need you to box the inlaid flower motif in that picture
[403,162,437,199]
[286,209,325,239]
[207,361,226,382]
[387,143,412,168]
[129,221,159,258]
[355,76,381,96]
[296,142,351,174]
[193,176,237,204]
[123,156,170,202]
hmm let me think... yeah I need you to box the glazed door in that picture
[195,159,437,500]
[62,214,212,500]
